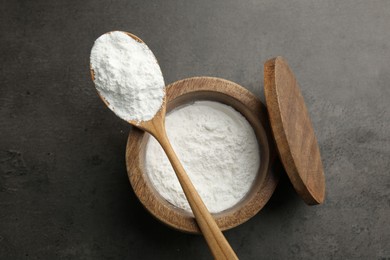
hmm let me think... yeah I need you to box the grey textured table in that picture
[1,1,389,259]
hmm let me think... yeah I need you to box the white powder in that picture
[90,31,165,122]
[145,101,260,213]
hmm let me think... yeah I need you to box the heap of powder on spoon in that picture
[90,31,165,122]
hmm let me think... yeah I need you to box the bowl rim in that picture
[126,76,279,233]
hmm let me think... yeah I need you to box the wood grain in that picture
[126,77,279,234]
[264,56,325,205]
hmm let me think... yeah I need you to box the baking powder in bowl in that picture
[145,101,260,213]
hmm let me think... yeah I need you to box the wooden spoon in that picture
[90,32,238,260]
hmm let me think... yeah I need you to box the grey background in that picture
[1,0,389,259]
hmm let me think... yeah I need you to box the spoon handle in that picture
[156,130,238,260]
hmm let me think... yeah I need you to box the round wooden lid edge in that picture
[264,56,325,205]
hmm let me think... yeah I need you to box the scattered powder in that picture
[145,101,260,213]
[90,31,165,122]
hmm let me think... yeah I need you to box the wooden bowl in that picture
[126,77,279,234]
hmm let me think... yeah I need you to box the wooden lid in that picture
[264,57,325,205]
